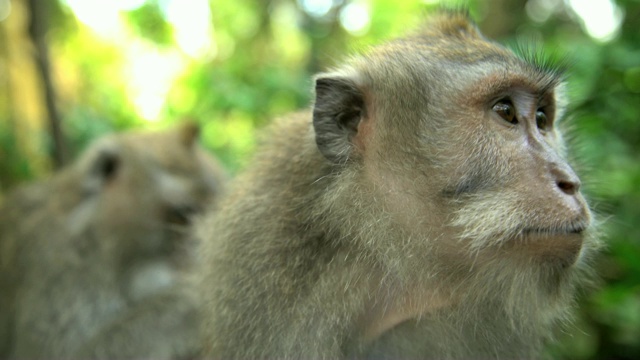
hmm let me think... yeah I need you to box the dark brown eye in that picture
[535,110,548,130]
[492,100,517,124]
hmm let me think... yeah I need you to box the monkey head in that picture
[312,13,597,272]
[57,122,226,262]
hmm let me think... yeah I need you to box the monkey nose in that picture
[557,179,579,195]
[551,164,581,196]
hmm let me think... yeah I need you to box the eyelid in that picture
[492,100,518,125]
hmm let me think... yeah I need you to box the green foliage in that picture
[0,121,37,192]
[125,2,173,46]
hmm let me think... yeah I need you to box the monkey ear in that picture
[312,75,365,164]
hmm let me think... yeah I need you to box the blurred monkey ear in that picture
[312,75,365,164]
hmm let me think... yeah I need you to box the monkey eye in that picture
[166,205,197,226]
[492,100,517,124]
[535,110,548,130]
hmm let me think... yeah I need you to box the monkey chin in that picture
[506,229,585,268]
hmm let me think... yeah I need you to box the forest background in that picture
[0,0,638,358]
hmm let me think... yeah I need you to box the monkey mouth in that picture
[520,225,586,236]
[509,223,587,264]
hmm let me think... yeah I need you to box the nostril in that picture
[557,179,579,195]
[550,162,581,196]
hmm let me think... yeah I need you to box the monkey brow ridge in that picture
[512,42,569,82]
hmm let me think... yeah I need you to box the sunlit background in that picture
[55,0,625,123]
[0,0,639,358]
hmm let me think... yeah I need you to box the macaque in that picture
[0,122,226,359]
[195,11,601,359]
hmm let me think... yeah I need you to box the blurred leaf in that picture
[125,2,173,46]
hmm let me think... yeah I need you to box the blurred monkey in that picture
[0,122,226,359]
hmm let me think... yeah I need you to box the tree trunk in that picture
[27,0,67,168]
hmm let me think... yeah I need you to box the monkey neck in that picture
[350,261,575,356]
[358,280,451,343]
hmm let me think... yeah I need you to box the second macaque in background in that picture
[0,122,226,359]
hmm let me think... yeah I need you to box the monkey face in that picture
[60,123,225,259]
[313,41,593,268]
[404,61,588,266]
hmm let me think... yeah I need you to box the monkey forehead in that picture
[120,129,200,172]
[355,41,563,101]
